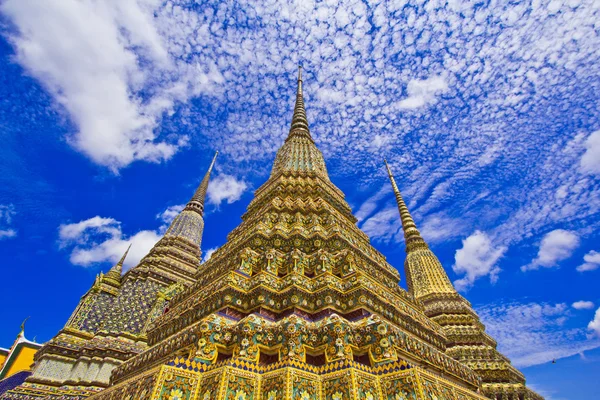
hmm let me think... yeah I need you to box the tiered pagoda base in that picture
[2,382,100,399]
[87,357,489,400]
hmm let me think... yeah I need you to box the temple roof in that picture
[0,324,43,380]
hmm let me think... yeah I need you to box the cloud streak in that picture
[478,301,600,368]
[580,130,600,175]
[572,301,595,310]
[576,250,600,272]
[0,204,17,240]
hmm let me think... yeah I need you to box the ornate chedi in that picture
[61,67,518,400]
[3,68,543,400]
[2,153,218,400]
[384,161,542,400]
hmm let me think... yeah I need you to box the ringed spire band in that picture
[186,151,218,216]
[288,65,311,138]
[384,159,428,252]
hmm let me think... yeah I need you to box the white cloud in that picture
[576,250,600,272]
[207,174,248,206]
[58,216,121,246]
[419,213,463,243]
[572,301,595,310]
[316,88,345,104]
[59,216,161,270]
[580,130,600,175]
[589,308,600,337]
[368,135,393,152]
[453,230,506,291]
[397,75,449,110]
[0,0,222,171]
[0,229,17,239]
[478,301,600,367]
[0,204,17,240]
[522,229,580,272]
[202,247,218,263]
[360,206,402,244]
[157,204,185,224]
[0,204,16,224]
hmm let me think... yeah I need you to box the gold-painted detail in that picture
[3,72,543,400]
[385,163,543,400]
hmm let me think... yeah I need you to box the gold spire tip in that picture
[118,244,132,266]
[383,159,394,178]
[208,151,218,172]
[20,316,30,334]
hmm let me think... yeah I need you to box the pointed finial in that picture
[104,245,129,285]
[20,316,30,333]
[186,151,219,215]
[208,150,218,172]
[384,158,391,176]
[118,243,132,266]
[384,160,428,253]
[288,67,310,138]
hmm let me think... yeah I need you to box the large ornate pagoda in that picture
[2,153,218,399]
[3,68,542,400]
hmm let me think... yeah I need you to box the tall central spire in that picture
[288,66,311,139]
[270,67,328,178]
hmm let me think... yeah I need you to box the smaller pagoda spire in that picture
[185,151,218,216]
[288,66,311,138]
[104,243,131,284]
[384,159,428,252]
[385,159,456,298]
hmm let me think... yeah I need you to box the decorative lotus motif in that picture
[167,388,184,400]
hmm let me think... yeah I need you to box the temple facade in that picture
[0,324,43,396]
[2,69,542,400]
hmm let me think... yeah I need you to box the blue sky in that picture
[0,0,599,398]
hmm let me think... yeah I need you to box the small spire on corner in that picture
[19,316,30,336]
[118,243,132,266]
